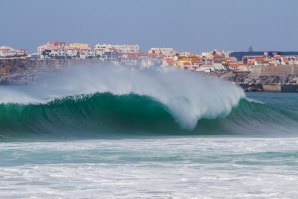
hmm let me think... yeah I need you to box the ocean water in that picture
[1,137,298,198]
[0,66,298,198]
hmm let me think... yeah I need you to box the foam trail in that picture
[0,65,245,130]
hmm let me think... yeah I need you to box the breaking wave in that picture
[0,65,297,140]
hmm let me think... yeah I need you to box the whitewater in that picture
[1,65,298,198]
[0,65,248,138]
[0,65,244,129]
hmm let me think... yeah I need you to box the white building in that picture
[0,46,28,58]
[38,42,68,53]
[66,43,94,59]
[196,66,216,73]
[37,42,96,59]
[38,42,69,58]
[148,48,176,57]
[0,46,15,57]
[95,44,140,54]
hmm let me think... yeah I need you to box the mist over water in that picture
[1,65,298,198]
[0,65,243,130]
[0,64,298,139]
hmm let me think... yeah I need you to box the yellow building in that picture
[174,58,192,68]
[68,43,92,50]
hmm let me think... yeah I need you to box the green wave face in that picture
[0,65,297,140]
[0,93,181,140]
[0,93,298,140]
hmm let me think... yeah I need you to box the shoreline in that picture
[1,58,298,92]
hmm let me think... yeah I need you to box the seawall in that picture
[262,84,282,92]
[252,65,298,77]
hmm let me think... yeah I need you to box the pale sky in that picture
[1,0,298,53]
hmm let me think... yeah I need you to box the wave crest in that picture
[0,65,245,130]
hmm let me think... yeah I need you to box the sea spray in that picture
[0,94,298,139]
[0,65,245,130]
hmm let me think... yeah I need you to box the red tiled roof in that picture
[0,49,11,52]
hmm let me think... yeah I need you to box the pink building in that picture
[38,41,69,52]
[38,42,69,58]
[0,46,28,58]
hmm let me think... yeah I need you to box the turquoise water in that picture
[0,92,297,140]
[1,138,298,198]
[247,92,298,111]
[0,66,298,198]
[0,93,297,198]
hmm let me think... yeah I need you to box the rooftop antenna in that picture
[248,45,254,52]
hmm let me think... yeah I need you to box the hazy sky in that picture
[1,0,298,53]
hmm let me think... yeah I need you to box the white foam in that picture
[0,65,245,129]
[1,138,298,199]
[247,97,265,104]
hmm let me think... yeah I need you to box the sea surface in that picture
[1,136,298,199]
[0,66,298,198]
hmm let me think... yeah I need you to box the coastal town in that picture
[1,42,298,92]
